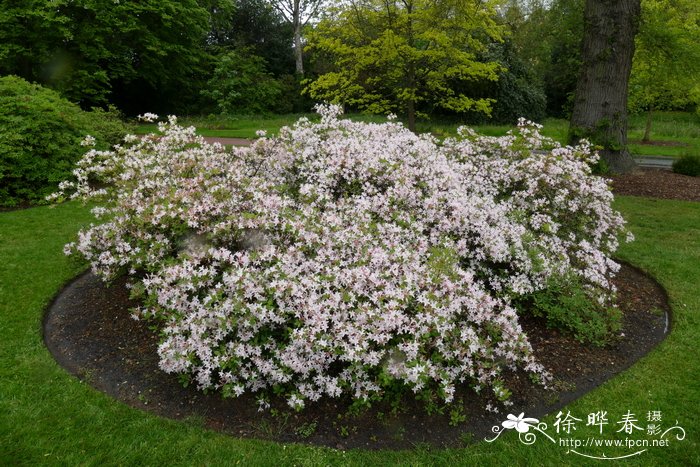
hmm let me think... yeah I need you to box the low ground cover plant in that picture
[672,154,700,177]
[53,105,630,411]
[0,75,131,207]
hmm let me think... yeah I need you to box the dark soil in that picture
[0,201,41,212]
[610,168,700,202]
[632,140,687,147]
[44,262,668,450]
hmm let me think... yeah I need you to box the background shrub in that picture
[672,154,700,177]
[0,75,131,207]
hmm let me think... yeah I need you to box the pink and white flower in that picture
[53,104,630,409]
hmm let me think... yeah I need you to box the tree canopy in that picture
[0,0,211,112]
[304,0,504,130]
[629,0,700,139]
[268,0,326,75]
[0,0,696,127]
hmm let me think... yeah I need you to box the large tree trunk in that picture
[569,0,641,174]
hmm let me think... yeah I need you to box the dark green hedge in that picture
[672,154,700,177]
[0,75,131,207]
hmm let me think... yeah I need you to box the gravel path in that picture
[634,155,675,169]
[202,136,252,146]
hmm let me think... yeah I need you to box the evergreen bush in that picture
[0,75,130,206]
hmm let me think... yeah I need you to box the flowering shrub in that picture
[53,106,630,411]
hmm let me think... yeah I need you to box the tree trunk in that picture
[293,1,304,75]
[407,99,416,132]
[642,107,653,142]
[405,0,416,132]
[569,0,641,174]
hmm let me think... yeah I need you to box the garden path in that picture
[202,137,251,146]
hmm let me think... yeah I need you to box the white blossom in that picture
[52,106,630,409]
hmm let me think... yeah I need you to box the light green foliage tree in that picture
[458,0,548,124]
[629,0,700,141]
[304,0,504,130]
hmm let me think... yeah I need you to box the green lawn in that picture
[627,111,700,157]
[1,196,699,465]
[134,113,395,139]
[134,111,700,159]
[134,113,318,139]
[134,113,569,142]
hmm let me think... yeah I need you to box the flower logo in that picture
[502,413,540,433]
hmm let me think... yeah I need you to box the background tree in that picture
[569,0,641,174]
[304,0,504,130]
[200,0,237,46]
[200,0,309,113]
[498,0,584,117]
[205,0,296,77]
[201,48,286,114]
[268,0,325,75]
[540,0,584,117]
[456,2,549,124]
[628,0,700,141]
[445,39,546,124]
[0,1,64,83]
[0,0,210,113]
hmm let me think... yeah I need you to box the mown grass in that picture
[134,113,395,139]
[133,113,569,142]
[627,111,700,157]
[134,113,317,139]
[134,111,700,158]
[1,196,699,465]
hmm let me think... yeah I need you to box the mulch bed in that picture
[42,168,695,450]
[609,167,700,202]
[632,140,687,147]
